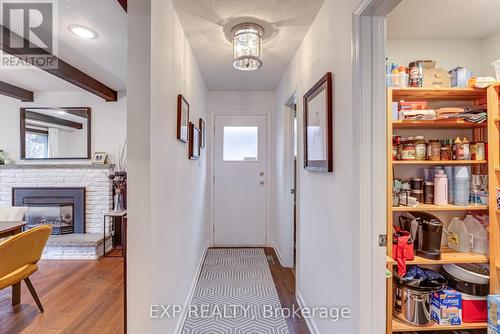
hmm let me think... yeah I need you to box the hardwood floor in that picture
[0,258,124,334]
[264,247,310,334]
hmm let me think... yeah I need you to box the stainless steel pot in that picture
[393,283,433,326]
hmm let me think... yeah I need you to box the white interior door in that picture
[213,114,267,246]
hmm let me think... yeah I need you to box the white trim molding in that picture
[352,1,400,333]
[174,241,210,334]
[296,290,320,334]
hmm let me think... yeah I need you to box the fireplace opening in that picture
[13,187,85,235]
[26,203,74,235]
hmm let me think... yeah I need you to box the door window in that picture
[223,126,258,161]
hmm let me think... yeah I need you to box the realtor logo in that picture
[0,0,58,69]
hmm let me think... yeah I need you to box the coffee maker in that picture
[399,212,444,260]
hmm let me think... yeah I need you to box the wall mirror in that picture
[303,72,333,172]
[20,107,91,160]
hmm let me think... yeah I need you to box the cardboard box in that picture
[488,295,500,333]
[422,61,451,88]
[431,289,462,326]
[423,68,451,88]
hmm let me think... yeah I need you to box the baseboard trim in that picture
[271,242,285,267]
[174,240,209,334]
[296,290,320,334]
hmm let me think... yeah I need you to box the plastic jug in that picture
[464,215,488,255]
[447,217,471,253]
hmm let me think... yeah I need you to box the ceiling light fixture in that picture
[68,25,98,39]
[231,23,264,71]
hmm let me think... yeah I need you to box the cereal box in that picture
[488,295,500,333]
[431,289,462,326]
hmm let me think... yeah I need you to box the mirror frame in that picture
[303,72,333,172]
[20,107,92,160]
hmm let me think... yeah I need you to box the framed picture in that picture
[92,152,107,164]
[177,94,189,143]
[199,118,206,149]
[189,122,200,160]
[303,72,333,172]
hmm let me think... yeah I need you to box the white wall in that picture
[481,30,500,78]
[388,35,500,78]
[387,39,483,75]
[274,0,362,332]
[0,91,127,163]
[127,0,209,333]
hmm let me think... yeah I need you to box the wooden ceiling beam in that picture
[0,81,34,102]
[117,0,127,12]
[25,111,83,129]
[1,25,118,102]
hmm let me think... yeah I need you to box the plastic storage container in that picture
[463,215,488,255]
[462,293,487,322]
[447,217,471,253]
[454,166,470,206]
[493,59,500,82]
[434,170,448,205]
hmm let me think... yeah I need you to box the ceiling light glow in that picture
[68,25,98,39]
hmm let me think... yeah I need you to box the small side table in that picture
[103,211,127,257]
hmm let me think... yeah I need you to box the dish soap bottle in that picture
[447,217,471,253]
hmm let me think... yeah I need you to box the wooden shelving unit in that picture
[386,85,500,333]
[392,319,487,332]
[393,160,487,165]
[392,204,487,212]
[393,120,487,129]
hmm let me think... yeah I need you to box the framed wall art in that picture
[177,94,190,143]
[199,118,206,149]
[189,122,200,160]
[303,72,333,172]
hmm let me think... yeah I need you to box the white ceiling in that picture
[0,0,126,93]
[388,0,500,40]
[172,0,325,90]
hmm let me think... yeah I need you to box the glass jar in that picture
[415,136,427,160]
[428,140,441,161]
[401,140,416,160]
[0,150,5,165]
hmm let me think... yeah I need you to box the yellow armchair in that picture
[0,225,52,312]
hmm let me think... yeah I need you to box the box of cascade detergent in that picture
[488,295,500,333]
[431,289,462,326]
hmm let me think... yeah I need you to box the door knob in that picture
[260,181,264,185]
[259,171,264,176]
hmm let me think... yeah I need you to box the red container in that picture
[462,293,487,323]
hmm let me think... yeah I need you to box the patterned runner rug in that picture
[182,248,290,334]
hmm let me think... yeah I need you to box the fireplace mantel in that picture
[0,164,114,169]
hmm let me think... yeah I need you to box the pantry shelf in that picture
[392,120,487,129]
[392,204,488,212]
[392,160,487,165]
[391,87,486,101]
[391,319,487,332]
[405,248,488,265]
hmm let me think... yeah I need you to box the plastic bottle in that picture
[462,137,470,160]
[444,166,454,204]
[453,137,463,160]
[454,166,470,206]
[464,215,488,255]
[434,170,448,205]
[447,217,472,253]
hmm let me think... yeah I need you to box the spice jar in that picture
[393,136,401,160]
[401,138,416,160]
[415,136,427,160]
[428,140,441,161]
[440,146,452,160]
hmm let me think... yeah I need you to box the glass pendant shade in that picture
[232,23,264,71]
